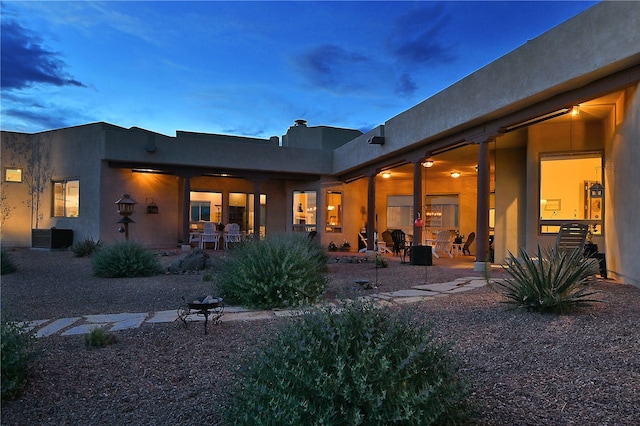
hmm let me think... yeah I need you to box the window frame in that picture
[4,167,23,183]
[52,178,80,218]
[325,191,343,233]
[538,151,603,235]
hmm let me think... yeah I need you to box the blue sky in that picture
[1,1,597,138]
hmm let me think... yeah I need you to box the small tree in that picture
[2,132,53,229]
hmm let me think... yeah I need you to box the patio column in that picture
[253,180,261,239]
[366,173,376,252]
[413,160,423,245]
[474,139,492,271]
[180,176,191,244]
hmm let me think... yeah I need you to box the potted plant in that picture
[328,241,338,252]
[340,240,351,252]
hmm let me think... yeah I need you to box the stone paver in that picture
[26,278,496,337]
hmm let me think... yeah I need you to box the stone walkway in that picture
[25,277,498,338]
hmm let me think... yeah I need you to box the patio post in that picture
[474,138,492,271]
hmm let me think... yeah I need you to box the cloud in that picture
[395,73,418,98]
[293,44,372,92]
[387,4,456,67]
[0,19,85,90]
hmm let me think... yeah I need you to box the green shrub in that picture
[1,315,36,400]
[495,246,601,313]
[225,301,469,425]
[215,233,328,309]
[91,241,163,278]
[374,253,388,268]
[1,248,17,275]
[71,237,103,257]
[85,327,117,348]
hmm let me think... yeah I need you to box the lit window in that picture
[387,195,413,231]
[52,179,79,217]
[424,194,459,230]
[293,191,316,232]
[5,167,22,182]
[326,191,342,232]
[539,152,603,234]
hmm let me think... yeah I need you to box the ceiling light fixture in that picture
[450,172,461,178]
[422,160,434,168]
[382,172,391,178]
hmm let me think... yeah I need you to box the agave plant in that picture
[495,245,601,313]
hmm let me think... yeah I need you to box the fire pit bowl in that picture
[177,295,224,334]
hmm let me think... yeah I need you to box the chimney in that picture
[294,119,307,127]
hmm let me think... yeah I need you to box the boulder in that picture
[169,249,211,272]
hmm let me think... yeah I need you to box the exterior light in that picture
[382,172,391,178]
[589,182,604,198]
[450,172,461,178]
[422,160,434,168]
[571,105,580,116]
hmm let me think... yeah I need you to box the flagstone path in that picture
[25,277,499,337]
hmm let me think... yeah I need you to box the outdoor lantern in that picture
[589,182,604,199]
[414,212,424,228]
[115,194,136,240]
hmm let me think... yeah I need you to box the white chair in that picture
[200,222,219,250]
[188,232,201,247]
[224,223,242,249]
[431,230,453,259]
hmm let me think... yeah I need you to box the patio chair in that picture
[375,230,392,255]
[200,222,219,250]
[432,230,453,259]
[462,232,475,255]
[555,223,589,254]
[390,229,410,263]
[225,223,242,249]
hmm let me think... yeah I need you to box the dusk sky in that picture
[1,1,597,139]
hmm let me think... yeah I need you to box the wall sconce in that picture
[146,198,159,214]
[571,105,580,116]
[422,160,434,168]
[115,194,136,240]
[450,172,461,178]
[382,172,391,178]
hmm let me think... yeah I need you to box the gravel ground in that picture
[1,248,639,425]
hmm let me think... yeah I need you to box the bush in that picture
[85,327,117,348]
[71,237,103,257]
[374,253,388,268]
[91,241,163,278]
[225,301,469,425]
[1,315,36,400]
[214,233,328,309]
[494,246,601,313]
[1,248,17,275]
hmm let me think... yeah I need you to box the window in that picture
[189,191,222,229]
[386,195,413,231]
[539,152,603,234]
[5,167,22,182]
[325,191,342,232]
[425,194,459,230]
[52,179,79,217]
[229,192,267,235]
[293,191,316,232]
[190,201,211,222]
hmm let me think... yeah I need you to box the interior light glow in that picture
[450,172,461,178]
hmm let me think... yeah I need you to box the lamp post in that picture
[115,194,136,240]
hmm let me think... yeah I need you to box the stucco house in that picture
[2,2,639,286]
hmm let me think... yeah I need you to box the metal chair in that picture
[462,232,475,255]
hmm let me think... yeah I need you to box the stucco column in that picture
[413,161,423,245]
[181,176,191,244]
[253,180,261,239]
[474,140,491,271]
[366,173,376,252]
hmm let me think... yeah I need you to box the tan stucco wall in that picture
[606,85,640,286]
